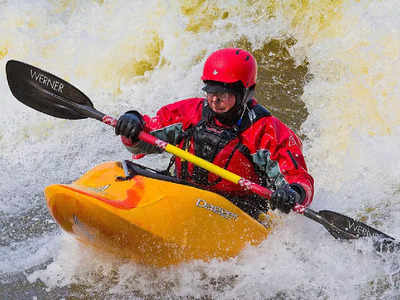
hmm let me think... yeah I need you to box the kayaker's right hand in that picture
[115,111,144,143]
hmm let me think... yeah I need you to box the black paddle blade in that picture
[318,210,400,253]
[6,60,93,120]
[318,210,394,240]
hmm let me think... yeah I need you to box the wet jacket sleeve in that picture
[120,98,203,157]
[248,116,314,207]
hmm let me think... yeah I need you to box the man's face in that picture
[206,92,236,114]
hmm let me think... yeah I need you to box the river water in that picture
[1,0,400,299]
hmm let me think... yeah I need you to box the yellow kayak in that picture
[45,161,275,267]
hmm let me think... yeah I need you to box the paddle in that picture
[6,59,399,252]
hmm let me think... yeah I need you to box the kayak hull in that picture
[45,161,275,266]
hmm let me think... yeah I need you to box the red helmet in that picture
[201,48,257,88]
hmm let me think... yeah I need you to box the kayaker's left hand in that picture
[270,184,304,214]
[115,111,144,143]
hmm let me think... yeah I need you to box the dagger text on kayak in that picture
[196,199,238,220]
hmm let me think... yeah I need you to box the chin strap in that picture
[242,87,255,106]
[235,87,255,126]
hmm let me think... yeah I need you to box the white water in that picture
[1,0,400,298]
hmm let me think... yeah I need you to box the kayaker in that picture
[115,48,314,218]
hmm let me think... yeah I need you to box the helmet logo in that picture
[213,69,218,75]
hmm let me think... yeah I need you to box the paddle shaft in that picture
[101,115,272,199]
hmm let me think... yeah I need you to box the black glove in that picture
[115,111,144,143]
[270,184,305,214]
